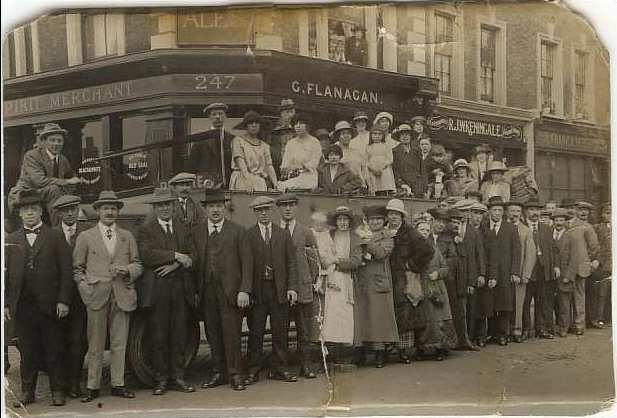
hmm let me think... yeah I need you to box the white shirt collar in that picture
[25,222,43,232]
[62,222,76,232]
[281,219,296,234]
[157,218,173,232]
[207,218,224,233]
[98,222,116,234]
[45,147,58,162]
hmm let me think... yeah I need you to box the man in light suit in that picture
[138,188,196,396]
[242,196,299,384]
[73,190,143,402]
[505,200,536,343]
[552,208,572,337]
[8,123,82,224]
[276,194,320,378]
[51,195,89,399]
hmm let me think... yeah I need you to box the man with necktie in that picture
[242,196,299,384]
[276,194,320,379]
[51,195,88,399]
[73,191,143,402]
[592,202,612,328]
[192,189,249,391]
[138,188,196,396]
[5,190,73,407]
[552,208,573,337]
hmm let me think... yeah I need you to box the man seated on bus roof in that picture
[8,122,81,225]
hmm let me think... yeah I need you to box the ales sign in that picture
[430,115,523,141]
[177,9,254,45]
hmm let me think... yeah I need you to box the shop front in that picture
[3,48,438,202]
[534,119,610,205]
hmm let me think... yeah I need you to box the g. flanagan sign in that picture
[430,115,522,141]
[290,80,382,105]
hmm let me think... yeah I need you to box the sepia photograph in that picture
[1,0,614,416]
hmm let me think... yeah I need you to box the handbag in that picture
[404,270,424,307]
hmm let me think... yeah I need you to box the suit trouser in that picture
[588,272,611,323]
[202,279,243,378]
[248,281,290,374]
[523,279,545,333]
[512,283,527,336]
[557,290,575,332]
[16,297,63,394]
[572,276,586,330]
[86,293,130,389]
[448,287,472,347]
[488,311,511,338]
[542,280,558,332]
[150,277,187,383]
[290,302,317,368]
[61,299,88,389]
[595,272,612,322]
[466,293,478,340]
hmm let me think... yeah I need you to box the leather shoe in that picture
[230,375,246,391]
[513,335,524,343]
[52,391,66,406]
[13,392,35,408]
[152,382,167,396]
[81,389,99,403]
[169,379,195,393]
[498,337,508,346]
[111,386,135,399]
[476,338,486,348]
[558,331,567,338]
[244,373,259,386]
[201,373,227,389]
[300,366,317,379]
[575,329,584,336]
[399,353,412,364]
[541,332,555,339]
[268,370,297,382]
[374,350,386,368]
[590,321,604,329]
[67,384,82,399]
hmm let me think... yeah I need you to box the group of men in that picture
[438,195,610,353]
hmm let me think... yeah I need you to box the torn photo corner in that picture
[1,0,614,417]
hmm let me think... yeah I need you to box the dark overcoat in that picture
[317,164,364,194]
[289,223,319,304]
[452,226,486,297]
[188,129,234,188]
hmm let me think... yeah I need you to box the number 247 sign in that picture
[194,75,236,90]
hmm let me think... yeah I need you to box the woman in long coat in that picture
[354,205,399,368]
[385,199,434,364]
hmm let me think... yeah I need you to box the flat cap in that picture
[551,207,572,220]
[51,194,81,210]
[452,198,475,211]
[576,201,594,210]
[169,172,196,185]
[276,193,299,205]
[487,196,506,208]
[144,188,176,205]
[448,208,466,219]
[203,102,228,115]
[470,202,488,213]
[249,196,275,210]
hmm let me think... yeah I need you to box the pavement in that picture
[3,327,615,417]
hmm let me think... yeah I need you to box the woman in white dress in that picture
[277,114,322,192]
[229,111,278,191]
[332,120,367,187]
[365,127,396,195]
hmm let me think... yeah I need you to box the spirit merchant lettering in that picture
[291,80,382,104]
[430,115,522,140]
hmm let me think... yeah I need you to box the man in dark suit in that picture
[138,188,196,396]
[8,123,82,225]
[144,172,206,228]
[480,196,521,346]
[188,103,234,188]
[391,124,420,197]
[552,208,573,337]
[51,195,88,399]
[192,189,249,391]
[592,202,611,327]
[5,190,73,406]
[276,194,320,378]
[242,196,299,384]
[317,145,364,194]
[523,198,558,339]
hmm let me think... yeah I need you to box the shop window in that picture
[536,152,590,202]
[574,50,587,119]
[38,15,69,71]
[480,26,496,102]
[327,8,366,66]
[82,13,121,61]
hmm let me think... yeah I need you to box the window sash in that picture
[540,41,555,111]
[574,52,586,115]
[435,14,453,44]
[435,52,452,95]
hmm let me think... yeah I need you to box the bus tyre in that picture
[127,310,201,387]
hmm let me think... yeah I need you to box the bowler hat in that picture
[551,208,572,220]
[203,102,228,115]
[234,111,265,130]
[14,190,43,209]
[145,188,176,205]
[386,199,408,217]
[202,189,227,205]
[37,122,68,140]
[326,206,355,228]
[276,193,299,206]
[92,190,124,210]
[168,172,196,185]
[279,98,296,111]
[330,121,357,140]
[524,197,544,209]
[51,194,81,210]
[363,205,387,219]
[505,199,526,208]
[249,196,275,210]
[487,196,506,208]
[448,208,466,220]
[428,207,450,220]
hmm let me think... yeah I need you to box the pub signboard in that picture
[429,114,523,142]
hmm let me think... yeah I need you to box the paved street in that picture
[4,328,614,417]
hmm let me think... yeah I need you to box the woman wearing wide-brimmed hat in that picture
[320,207,364,364]
[372,111,399,149]
[385,199,435,364]
[445,159,479,197]
[365,127,396,196]
[331,120,367,186]
[353,205,399,368]
[229,111,278,192]
[278,113,322,192]
[479,161,510,203]
[468,144,493,184]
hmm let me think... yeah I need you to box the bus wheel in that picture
[127,311,201,387]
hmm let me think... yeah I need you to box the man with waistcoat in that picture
[5,190,73,407]
[52,195,88,399]
[73,191,143,402]
[242,196,299,384]
[138,188,196,395]
[193,189,249,391]
[552,208,573,337]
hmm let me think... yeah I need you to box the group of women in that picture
[311,198,457,368]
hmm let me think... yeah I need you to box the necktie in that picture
[532,224,542,256]
[284,221,292,237]
[265,225,271,244]
[179,199,187,218]
[210,225,219,237]
[52,157,59,178]
[492,223,498,236]
[165,223,172,235]
[106,228,113,240]
[25,227,41,235]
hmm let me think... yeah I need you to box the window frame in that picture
[428,7,463,98]
[571,48,594,122]
[476,19,507,105]
[537,34,564,118]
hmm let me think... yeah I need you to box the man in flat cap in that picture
[592,202,611,328]
[188,103,234,188]
[144,172,206,228]
[276,194,320,379]
[8,123,82,225]
[551,208,573,337]
[52,195,88,399]
[138,188,196,396]
[242,196,299,384]
[5,190,73,407]
[73,191,143,402]
[269,99,297,177]
[192,189,249,391]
